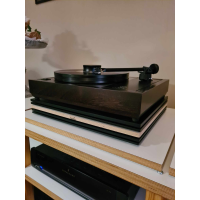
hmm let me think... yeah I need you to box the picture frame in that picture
[35,0,52,5]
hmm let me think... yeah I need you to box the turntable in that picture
[29,64,169,144]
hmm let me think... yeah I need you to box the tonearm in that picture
[83,64,159,81]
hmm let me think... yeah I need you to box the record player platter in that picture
[54,64,159,84]
[54,70,129,84]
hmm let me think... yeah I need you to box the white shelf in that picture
[26,108,175,170]
[25,166,84,200]
[25,119,175,190]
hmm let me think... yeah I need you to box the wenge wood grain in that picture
[29,77,169,120]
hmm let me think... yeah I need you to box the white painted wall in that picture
[25,0,175,108]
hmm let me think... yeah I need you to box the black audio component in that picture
[31,144,139,200]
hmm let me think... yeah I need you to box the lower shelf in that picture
[26,165,146,200]
[25,165,84,200]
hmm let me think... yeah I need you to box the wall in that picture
[25,0,175,108]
